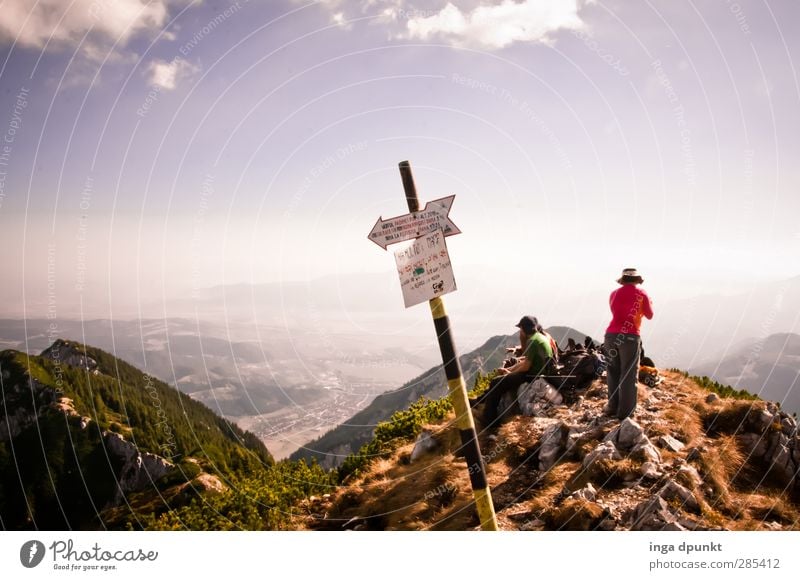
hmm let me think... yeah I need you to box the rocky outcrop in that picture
[0,374,65,442]
[103,432,175,506]
[497,378,564,419]
[40,339,97,371]
[317,369,800,532]
[410,429,439,463]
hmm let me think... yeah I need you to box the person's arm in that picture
[498,357,531,375]
[642,290,654,320]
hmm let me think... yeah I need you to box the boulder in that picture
[583,441,622,469]
[538,422,568,471]
[657,435,685,452]
[604,418,647,451]
[659,480,700,512]
[571,483,597,502]
[410,430,439,463]
[631,440,662,464]
[705,393,719,404]
[738,433,769,459]
[752,409,775,433]
[766,434,798,484]
[677,464,703,487]
[641,461,662,479]
[780,417,797,437]
[629,496,687,531]
[499,378,564,418]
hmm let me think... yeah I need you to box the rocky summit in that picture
[303,371,800,531]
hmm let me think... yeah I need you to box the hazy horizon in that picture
[1,0,798,367]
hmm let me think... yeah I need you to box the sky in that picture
[0,0,798,338]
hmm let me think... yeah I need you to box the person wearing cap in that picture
[472,315,554,426]
[604,268,654,420]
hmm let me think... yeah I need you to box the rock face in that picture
[0,376,64,442]
[410,430,439,463]
[736,406,800,488]
[103,432,175,506]
[40,339,98,371]
[0,354,175,509]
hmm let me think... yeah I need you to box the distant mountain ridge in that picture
[0,339,332,530]
[691,332,800,416]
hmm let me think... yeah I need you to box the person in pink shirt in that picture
[604,268,654,420]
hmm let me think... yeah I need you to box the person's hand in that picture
[496,367,510,376]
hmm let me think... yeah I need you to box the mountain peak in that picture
[305,371,800,531]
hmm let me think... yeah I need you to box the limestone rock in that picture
[632,440,662,464]
[738,433,769,459]
[780,416,797,437]
[641,461,662,479]
[659,480,700,512]
[538,422,568,471]
[630,496,687,531]
[572,483,597,502]
[677,464,703,487]
[604,418,647,451]
[498,378,564,418]
[657,434,685,452]
[104,432,174,506]
[192,473,227,494]
[583,441,621,469]
[40,339,97,371]
[410,430,439,463]
[766,434,798,484]
[752,409,775,432]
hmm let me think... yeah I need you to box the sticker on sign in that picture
[393,229,456,308]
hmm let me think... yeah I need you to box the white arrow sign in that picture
[368,195,461,250]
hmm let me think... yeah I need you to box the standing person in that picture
[604,268,654,420]
[472,315,554,426]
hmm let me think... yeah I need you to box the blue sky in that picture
[0,0,798,323]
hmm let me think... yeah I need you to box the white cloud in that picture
[0,0,171,51]
[146,57,197,90]
[405,0,586,49]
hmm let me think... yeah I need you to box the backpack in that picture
[546,349,602,402]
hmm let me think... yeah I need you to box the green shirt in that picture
[523,332,554,376]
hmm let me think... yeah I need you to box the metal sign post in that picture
[368,160,498,531]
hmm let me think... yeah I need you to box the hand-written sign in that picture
[393,229,456,308]
[368,195,461,250]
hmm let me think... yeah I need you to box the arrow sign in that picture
[368,195,461,250]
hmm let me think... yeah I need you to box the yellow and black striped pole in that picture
[399,160,498,531]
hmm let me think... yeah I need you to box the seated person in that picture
[472,315,554,426]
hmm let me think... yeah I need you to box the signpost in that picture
[393,229,456,308]
[368,195,461,250]
[367,160,498,531]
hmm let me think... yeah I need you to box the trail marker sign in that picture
[366,160,497,530]
[368,195,461,250]
[393,229,456,308]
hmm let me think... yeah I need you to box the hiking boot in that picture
[602,404,618,417]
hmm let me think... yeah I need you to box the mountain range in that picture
[691,333,800,416]
[0,339,332,530]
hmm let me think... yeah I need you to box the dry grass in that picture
[725,491,800,530]
[692,434,744,515]
[542,498,607,531]
[703,400,764,435]
[663,403,703,445]
[527,463,577,513]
